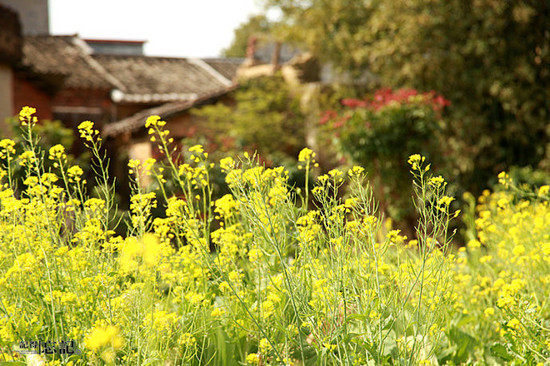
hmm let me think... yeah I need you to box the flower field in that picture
[0,108,549,365]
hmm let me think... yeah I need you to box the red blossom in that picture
[319,110,338,125]
[341,98,368,109]
[320,88,450,128]
[432,95,451,111]
[332,121,345,129]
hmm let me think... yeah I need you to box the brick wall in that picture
[13,75,53,121]
[52,88,112,126]
[53,88,111,109]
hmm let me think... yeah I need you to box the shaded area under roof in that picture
[102,85,237,138]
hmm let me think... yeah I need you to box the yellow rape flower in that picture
[48,144,67,162]
[259,338,271,353]
[19,106,37,125]
[429,176,445,188]
[78,121,99,142]
[246,353,260,365]
[179,333,196,347]
[145,115,159,128]
[85,325,124,351]
[220,156,235,172]
[67,165,84,183]
[188,144,204,154]
[497,171,511,187]
[215,194,238,219]
[348,165,364,177]
[408,154,425,170]
[298,147,315,162]
[211,307,225,317]
[507,318,521,331]
[0,139,16,159]
[438,195,454,206]
[19,151,36,167]
[538,185,549,197]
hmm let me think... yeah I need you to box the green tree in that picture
[267,0,550,193]
[222,15,272,58]
[193,75,305,162]
[265,0,374,74]
[323,89,451,233]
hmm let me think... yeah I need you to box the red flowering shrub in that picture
[341,89,450,112]
[323,88,451,229]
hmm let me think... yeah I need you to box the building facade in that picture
[0,0,49,35]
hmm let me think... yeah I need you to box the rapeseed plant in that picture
[0,107,548,365]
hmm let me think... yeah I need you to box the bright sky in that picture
[49,0,264,58]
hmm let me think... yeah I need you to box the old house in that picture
[0,4,22,134]
[2,0,245,195]
[96,54,240,184]
[15,33,242,185]
[0,2,63,132]
[19,35,116,132]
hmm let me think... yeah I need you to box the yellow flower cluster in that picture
[2,108,548,364]
[0,139,16,160]
[446,176,550,356]
[145,115,171,143]
[78,120,100,142]
[19,106,37,126]
[85,325,124,351]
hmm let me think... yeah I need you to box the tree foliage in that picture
[193,75,305,163]
[221,15,272,58]
[267,0,550,193]
[323,89,451,229]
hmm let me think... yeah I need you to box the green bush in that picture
[324,89,451,231]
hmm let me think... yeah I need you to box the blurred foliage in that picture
[192,75,306,164]
[221,15,273,58]
[6,116,74,152]
[323,89,452,230]
[265,0,550,195]
[185,76,308,205]
[2,117,82,191]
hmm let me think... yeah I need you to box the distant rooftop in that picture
[202,58,243,81]
[22,35,116,90]
[20,35,242,97]
[93,54,233,102]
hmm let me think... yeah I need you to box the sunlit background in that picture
[49,0,262,57]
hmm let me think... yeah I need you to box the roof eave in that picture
[103,85,237,138]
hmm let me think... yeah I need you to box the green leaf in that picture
[448,326,476,363]
[489,343,514,362]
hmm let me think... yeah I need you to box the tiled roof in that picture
[19,35,240,102]
[102,85,237,138]
[93,55,234,103]
[21,35,118,89]
[202,58,243,81]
